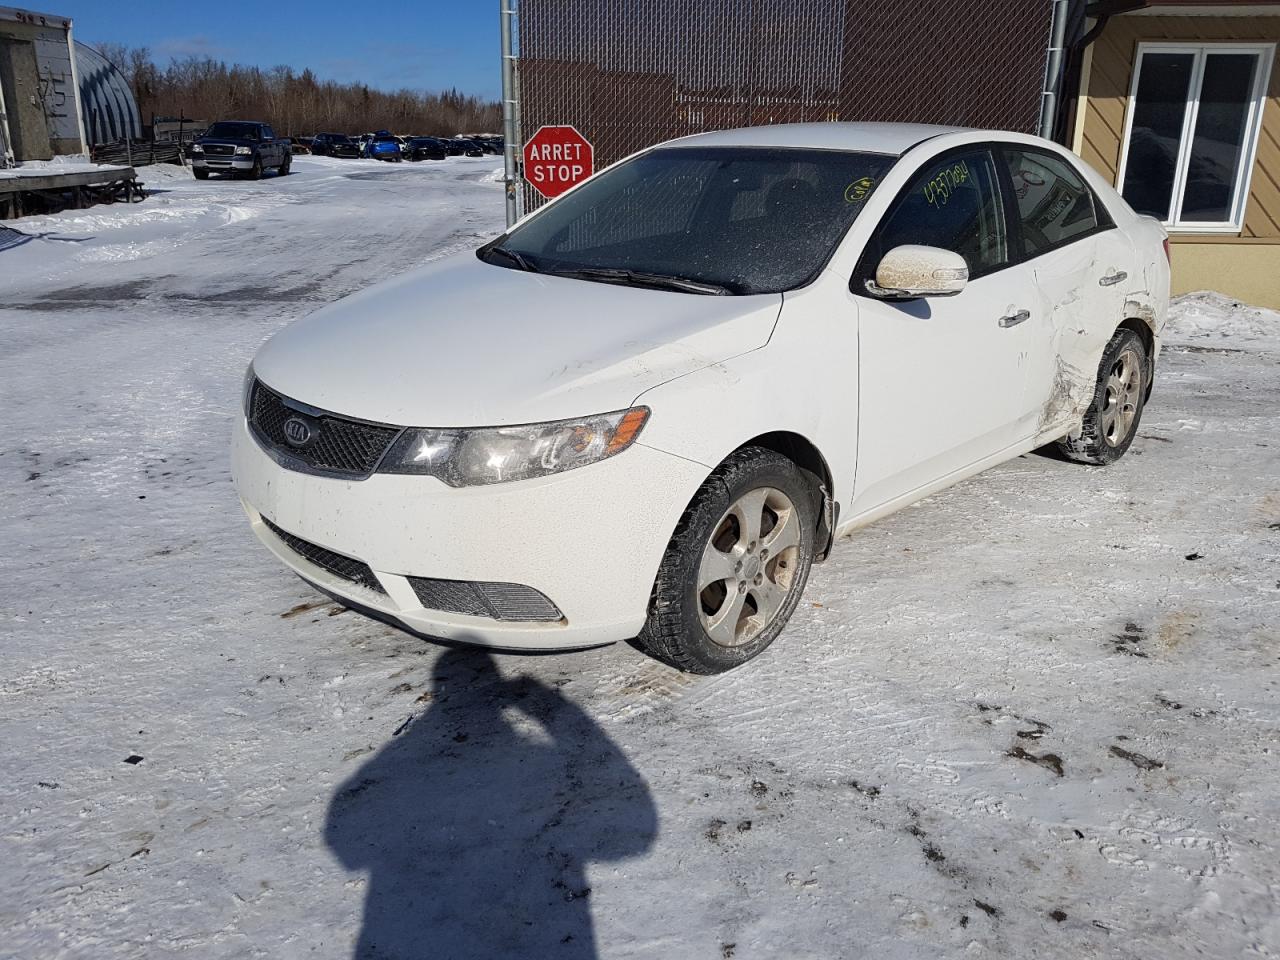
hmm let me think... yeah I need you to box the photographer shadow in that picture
[325,649,657,959]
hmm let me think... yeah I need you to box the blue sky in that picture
[61,1,500,100]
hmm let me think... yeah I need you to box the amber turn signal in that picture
[608,407,650,455]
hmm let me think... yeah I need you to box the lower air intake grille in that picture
[407,576,562,622]
[262,517,386,595]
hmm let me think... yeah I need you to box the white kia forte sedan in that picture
[232,122,1169,673]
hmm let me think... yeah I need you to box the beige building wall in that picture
[1074,13,1280,307]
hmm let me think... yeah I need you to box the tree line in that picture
[91,44,502,137]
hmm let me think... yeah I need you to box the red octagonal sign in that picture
[523,125,594,199]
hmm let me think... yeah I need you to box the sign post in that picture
[523,125,594,201]
[499,0,520,227]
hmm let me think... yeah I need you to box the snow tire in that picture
[635,447,818,674]
[1058,327,1149,466]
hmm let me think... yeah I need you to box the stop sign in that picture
[523,125,594,199]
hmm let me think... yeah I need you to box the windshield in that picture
[204,122,261,141]
[485,146,894,295]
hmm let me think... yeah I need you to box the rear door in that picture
[998,146,1140,434]
[850,146,1042,514]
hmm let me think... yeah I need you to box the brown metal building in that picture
[518,0,1054,171]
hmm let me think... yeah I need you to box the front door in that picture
[850,147,1039,515]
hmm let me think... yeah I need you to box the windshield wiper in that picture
[549,267,731,296]
[483,245,539,273]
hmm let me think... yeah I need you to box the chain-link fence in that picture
[516,0,1054,210]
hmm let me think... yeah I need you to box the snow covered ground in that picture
[2,156,1278,960]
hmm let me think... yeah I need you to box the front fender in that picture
[632,279,859,510]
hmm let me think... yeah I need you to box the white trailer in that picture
[0,5,87,168]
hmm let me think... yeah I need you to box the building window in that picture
[1118,43,1274,232]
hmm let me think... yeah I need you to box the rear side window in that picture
[860,148,1009,281]
[1003,149,1105,256]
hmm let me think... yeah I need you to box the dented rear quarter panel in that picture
[1018,144,1170,441]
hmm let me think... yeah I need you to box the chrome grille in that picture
[248,380,400,478]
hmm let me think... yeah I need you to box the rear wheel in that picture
[636,447,818,674]
[278,154,291,176]
[1058,327,1149,465]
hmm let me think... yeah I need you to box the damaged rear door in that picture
[999,146,1139,437]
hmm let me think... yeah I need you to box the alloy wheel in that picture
[696,487,802,647]
[1101,346,1143,447]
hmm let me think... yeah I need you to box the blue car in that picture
[364,131,402,162]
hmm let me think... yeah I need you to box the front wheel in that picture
[636,447,818,674]
[193,168,209,180]
[1057,327,1149,465]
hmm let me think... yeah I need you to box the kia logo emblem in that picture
[283,416,313,447]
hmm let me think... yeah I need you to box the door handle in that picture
[998,309,1031,328]
[1099,271,1128,287]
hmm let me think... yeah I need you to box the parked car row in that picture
[303,131,503,162]
[186,121,502,180]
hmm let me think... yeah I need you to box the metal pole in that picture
[0,76,13,168]
[500,0,520,228]
[1039,0,1070,139]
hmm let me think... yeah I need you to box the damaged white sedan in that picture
[232,122,1169,673]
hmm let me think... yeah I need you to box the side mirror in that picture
[866,245,968,300]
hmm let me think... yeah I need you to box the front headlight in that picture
[190,143,204,153]
[379,407,649,486]
[235,145,253,155]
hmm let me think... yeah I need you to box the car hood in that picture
[251,252,782,427]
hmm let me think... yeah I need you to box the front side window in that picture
[489,146,895,295]
[859,149,1009,283]
[1004,148,1102,256]
[1119,44,1273,230]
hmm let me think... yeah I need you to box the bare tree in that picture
[87,43,501,136]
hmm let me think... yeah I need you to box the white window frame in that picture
[1116,41,1275,234]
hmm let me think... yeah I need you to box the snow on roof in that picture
[665,121,971,156]
[0,157,127,180]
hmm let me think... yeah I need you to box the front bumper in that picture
[230,414,706,650]
[193,155,254,171]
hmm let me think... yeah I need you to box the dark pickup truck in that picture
[190,121,291,180]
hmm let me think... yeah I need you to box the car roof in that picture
[666,121,970,156]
